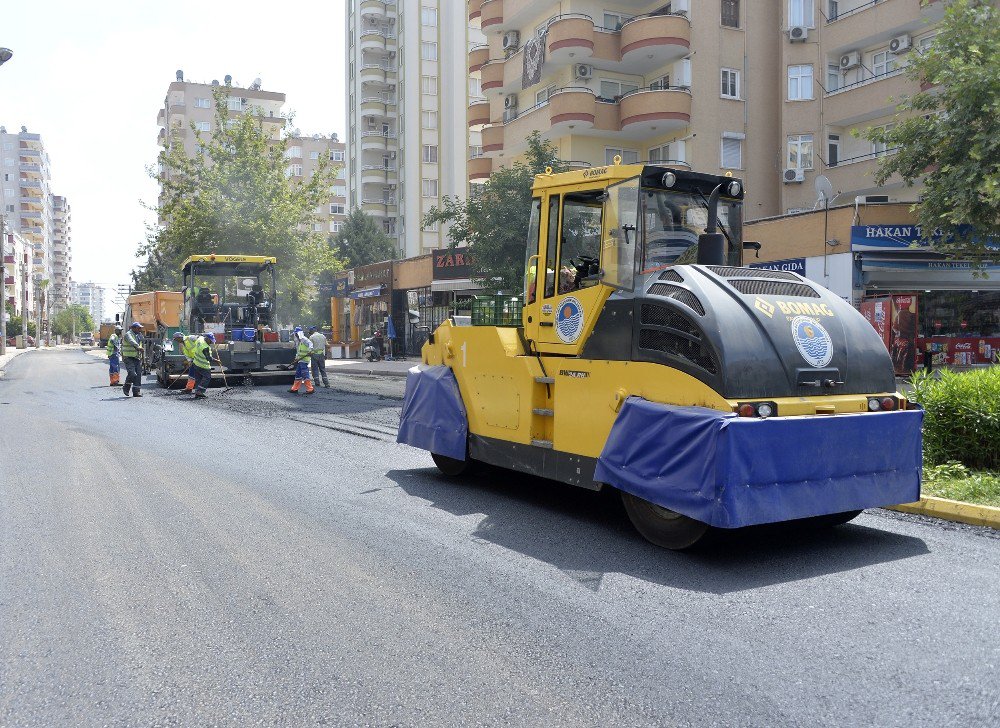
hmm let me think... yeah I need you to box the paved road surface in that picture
[1,349,998,727]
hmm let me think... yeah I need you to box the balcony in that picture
[360,0,390,20]
[468,156,493,182]
[19,163,41,176]
[824,0,944,52]
[361,164,397,184]
[361,198,397,216]
[481,124,505,154]
[467,99,491,128]
[824,69,911,126]
[619,14,691,72]
[548,87,597,133]
[19,148,40,160]
[618,87,691,135]
[469,45,489,73]
[480,0,502,28]
[480,59,504,92]
[468,0,483,21]
[360,28,397,53]
[20,197,43,210]
[547,15,595,64]
[360,63,396,88]
[825,149,902,194]
[360,95,397,118]
[360,131,398,152]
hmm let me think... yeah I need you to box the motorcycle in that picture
[362,336,383,362]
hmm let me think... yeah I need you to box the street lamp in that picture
[0,48,11,355]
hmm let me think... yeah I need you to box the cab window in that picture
[543,195,560,298]
[557,191,603,293]
[524,197,542,303]
[603,178,639,291]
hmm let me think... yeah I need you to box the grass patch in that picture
[922,461,1000,508]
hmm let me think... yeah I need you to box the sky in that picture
[0,0,347,317]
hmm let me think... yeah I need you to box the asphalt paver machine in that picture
[398,162,923,549]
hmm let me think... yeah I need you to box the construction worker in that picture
[106,325,122,386]
[121,322,144,398]
[308,325,329,388]
[190,332,215,399]
[172,331,200,391]
[289,326,315,395]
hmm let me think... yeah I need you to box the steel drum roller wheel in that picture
[621,491,710,550]
[809,509,863,527]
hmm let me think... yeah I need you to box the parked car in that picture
[79,331,95,347]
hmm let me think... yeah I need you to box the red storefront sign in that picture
[917,337,1000,367]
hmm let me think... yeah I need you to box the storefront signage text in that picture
[433,247,473,281]
[749,257,806,275]
[851,224,997,251]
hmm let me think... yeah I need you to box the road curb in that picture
[328,366,410,379]
[0,348,31,378]
[886,496,1000,530]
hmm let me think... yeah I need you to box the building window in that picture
[649,74,670,90]
[787,134,814,169]
[469,145,483,159]
[194,121,211,132]
[535,86,555,104]
[422,145,438,163]
[331,150,345,161]
[788,0,814,27]
[827,64,841,93]
[721,0,740,28]
[421,111,438,129]
[421,179,438,197]
[649,141,686,164]
[227,97,244,111]
[603,12,634,30]
[422,75,438,95]
[309,151,319,160]
[421,42,438,61]
[721,133,743,169]
[286,164,303,177]
[314,223,324,232]
[871,50,897,78]
[330,204,345,215]
[871,124,896,156]
[194,97,210,108]
[468,77,481,98]
[721,68,740,99]
[287,146,302,158]
[605,148,639,165]
[787,65,814,100]
[421,6,437,26]
[598,79,639,100]
[331,221,343,233]
[827,134,840,167]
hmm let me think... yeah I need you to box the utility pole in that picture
[0,48,13,355]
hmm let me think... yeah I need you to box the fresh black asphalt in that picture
[1,348,997,726]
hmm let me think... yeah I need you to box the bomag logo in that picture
[754,298,776,318]
[776,301,835,317]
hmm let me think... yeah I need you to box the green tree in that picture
[52,304,94,338]
[138,85,343,320]
[864,0,1000,254]
[423,132,567,291]
[332,207,397,268]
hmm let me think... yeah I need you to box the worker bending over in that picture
[106,325,122,386]
[190,332,215,399]
[289,326,315,395]
[172,331,201,392]
[308,326,329,388]
[121,322,144,398]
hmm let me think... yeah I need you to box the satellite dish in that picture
[814,175,834,206]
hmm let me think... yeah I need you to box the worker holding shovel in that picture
[190,332,216,399]
[288,326,315,395]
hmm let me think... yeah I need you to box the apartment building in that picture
[51,195,72,311]
[0,126,59,292]
[777,0,945,212]
[468,0,946,219]
[70,281,105,326]
[156,72,347,234]
[345,0,483,258]
[2,229,34,318]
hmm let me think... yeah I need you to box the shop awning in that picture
[431,278,485,293]
[349,285,384,299]
[861,256,1000,291]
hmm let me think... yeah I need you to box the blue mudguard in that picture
[397,365,468,461]
[594,398,922,528]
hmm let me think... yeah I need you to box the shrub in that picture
[910,367,1000,470]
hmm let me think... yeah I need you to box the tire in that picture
[621,491,710,550]
[431,452,473,477]
[809,509,863,528]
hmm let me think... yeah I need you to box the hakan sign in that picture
[433,247,472,281]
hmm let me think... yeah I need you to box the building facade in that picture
[467,0,946,219]
[345,0,483,258]
[3,229,35,318]
[156,72,347,234]
[51,195,72,311]
[0,126,67,309]
[70,281,106,326]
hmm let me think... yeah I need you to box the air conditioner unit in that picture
[574,64,593,80]
[783,168,805,183]
[502,31,520,51]
[503,94,518,109]
[788,26,808,42]
[387,184,398,190]
[840,51,861,70]
[503,108,518,123]
[387,84,396,91]
[387,50,397,59]
[889,34,912,54]
[389,151,397,159]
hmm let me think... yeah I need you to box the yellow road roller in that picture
[398,162,922,549]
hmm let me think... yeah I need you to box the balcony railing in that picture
[362,197,397,206]
[361,164,397,172]
[826,66,906,96]
[828,147,901,167]
[360,130,397,139]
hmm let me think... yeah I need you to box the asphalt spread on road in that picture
[1,348,997,727]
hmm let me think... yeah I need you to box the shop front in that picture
[350,260,393,352]
[391,255,432,357]
[429,246,484,331]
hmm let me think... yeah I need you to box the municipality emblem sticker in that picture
[555,296,584,343]
[790,315,833,368]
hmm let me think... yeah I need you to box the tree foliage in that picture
[864,0,1000,254]
[332,207,397,268]
[52,304,95,338]
[137,85,342,320]
[423,132,567,291]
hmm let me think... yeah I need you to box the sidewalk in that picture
[0,346,33,377]
[325,357,414,378]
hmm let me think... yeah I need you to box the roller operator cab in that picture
[398,163,923,549]
[155,255,297,386]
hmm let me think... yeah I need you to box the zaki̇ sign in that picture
[433,247,473,281]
